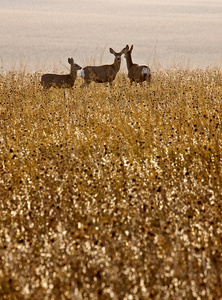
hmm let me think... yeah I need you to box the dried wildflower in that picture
[0,68,221,299]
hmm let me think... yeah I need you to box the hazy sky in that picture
[0,0,222,71]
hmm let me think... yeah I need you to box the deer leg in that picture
[80,80,91,88]
[147,76,151,85]
[130,79,134,86]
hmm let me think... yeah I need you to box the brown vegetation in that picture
[0,68,222,299]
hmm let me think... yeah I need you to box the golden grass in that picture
[0,68,222,299]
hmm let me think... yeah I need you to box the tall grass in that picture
[0,68,222,299]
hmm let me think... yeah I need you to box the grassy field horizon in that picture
[0,66,222,299]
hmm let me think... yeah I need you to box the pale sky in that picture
[0,0,222,71]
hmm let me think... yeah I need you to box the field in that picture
[0,68,222,299]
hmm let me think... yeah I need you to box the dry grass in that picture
[0,68,222,299]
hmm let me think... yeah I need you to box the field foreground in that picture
[0,69,222,299]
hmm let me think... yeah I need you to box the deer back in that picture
[81,64,118,83]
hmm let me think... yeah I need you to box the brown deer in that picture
[124,45,151,84]
[40,58,82,89]
[80,47,126,86]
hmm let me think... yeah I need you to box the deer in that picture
[80,47,126,86]
[40,58,82,89]
[124,45,151,85]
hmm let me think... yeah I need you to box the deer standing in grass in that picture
[40,58,82,89]
[80,47,126,86]
[124,45,151,85]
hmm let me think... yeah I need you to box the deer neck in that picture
[70,64,76,79]
[126,52,133,70]
[113,58,121,72]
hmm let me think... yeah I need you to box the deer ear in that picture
[121,47,126,55]
[109,48,115,55]
[125,45,129,50]
[68,58,74,64]
[130,45,134,52]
